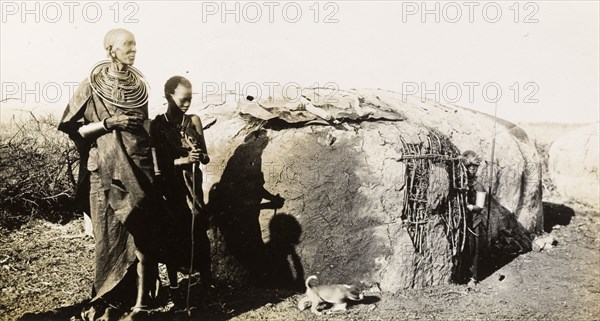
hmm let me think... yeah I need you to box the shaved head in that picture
[103,28,135,51]
[103,28,137,66]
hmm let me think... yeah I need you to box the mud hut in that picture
[176,88,543,292]
[548,123,600,208]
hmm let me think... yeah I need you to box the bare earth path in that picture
[1,199,598,321]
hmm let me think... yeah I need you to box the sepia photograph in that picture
[0,1,598,320]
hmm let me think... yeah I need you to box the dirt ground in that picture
[1,193,598,321]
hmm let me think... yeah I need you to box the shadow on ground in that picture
[350,295,381,307]
[455,197,535,284]
[17,279,299,321]
[542,201,575,232]
[477,201,575,283]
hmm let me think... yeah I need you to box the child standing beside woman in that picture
[150,76,212,298]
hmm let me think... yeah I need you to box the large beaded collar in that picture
[89,60,149,109]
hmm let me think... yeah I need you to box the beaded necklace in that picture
[89,60,149,109]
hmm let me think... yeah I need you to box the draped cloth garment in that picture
[58,77,162,303]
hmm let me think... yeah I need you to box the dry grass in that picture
[0,219,94,321]
[1,207,598,321]
[0,114,79,229]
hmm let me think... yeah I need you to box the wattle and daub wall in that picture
[191,88,542,292]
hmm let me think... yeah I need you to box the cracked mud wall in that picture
[186,89,543,292]
[358,90,543,235]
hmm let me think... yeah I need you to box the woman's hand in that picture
[105,114,144,132]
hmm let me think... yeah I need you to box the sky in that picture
[1,1,599,124]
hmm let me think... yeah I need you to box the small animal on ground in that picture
[297,275,364,315]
